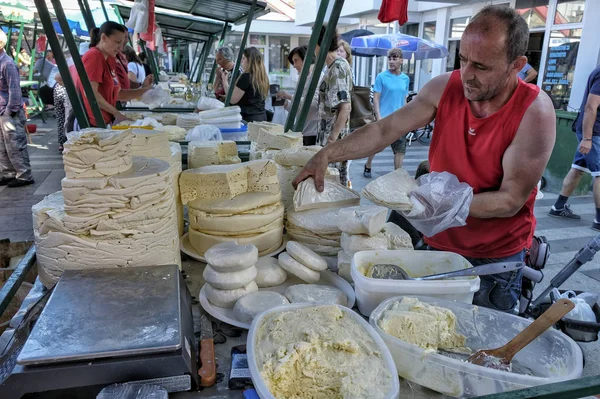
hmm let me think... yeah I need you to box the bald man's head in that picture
[0,30,7,51]
[465,5,529,63]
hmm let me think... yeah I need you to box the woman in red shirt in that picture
[78,22,153,126]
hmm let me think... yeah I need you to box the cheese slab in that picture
[233,291,289,323]
[273,146,321,167]
[131,128,172,159]
[338,205,388,236]
[188,191,282,215]
[188,140,241,169]
[255,129,302,150]
[278,252,320,283]
[362,168,418,212]
[293,177,360,212]
[189,202,284,233]
[284,284,347,306]
[189,227,283,257]
[247,122,284,142]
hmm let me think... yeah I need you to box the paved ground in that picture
[2,115,600,379]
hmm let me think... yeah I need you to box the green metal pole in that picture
[77,0,96,32]
[140,40,160,83]
[28,22,38,81]
[176,40,181,73]
[195,37,214,83]
[209,23,229,86]
[15,22,24,56]
[225,0,257,106]
[284,0,331,131]
[294,0,346,132]
[99,0,110,21]
[34,0,92,129]
[112,4,133,47]
[7,22,13,59]
[188,40,202,80]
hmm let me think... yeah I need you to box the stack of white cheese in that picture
[247,122,301,161]
[131,129,184,236]
[337,205,414,282]
[180,159,284,256]
[32,129,181,288]
[188,140,241,169]
[285,178,360,256]
[197,106,242,129]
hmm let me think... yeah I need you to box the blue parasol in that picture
[350,33,448,60]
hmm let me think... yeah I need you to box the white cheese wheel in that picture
[340,231,389,256]
[189,227,283,257]
[205,281,259,308]
[362,168,418,212]
[285,284,347,306]
[203,265,258,290]
[233,291,289,323]
[255,256,288,287]
[278,253,320,283]
[337,205,388,236]
[204,242,258,272]
[286,241,328,272]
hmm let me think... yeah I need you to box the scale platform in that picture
[0,265,198,398]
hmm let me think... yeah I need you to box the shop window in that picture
[423,22,436,42]
[404,23,419,37]
[555,0,585,24]
[249,34,266,46]
[515,0,549,29]
[446,41,460,72]
[542,28,581,110]
[269,36,291,74]
[448,17,470,40]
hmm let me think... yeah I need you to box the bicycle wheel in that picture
[416,125,433,146]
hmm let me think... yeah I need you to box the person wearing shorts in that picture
[549,64,600,230]
[364,48,410,177]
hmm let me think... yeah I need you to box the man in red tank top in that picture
[294,5,556,312]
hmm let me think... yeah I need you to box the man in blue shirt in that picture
[364,48,410,178]
[0,30,33,187]
[517,62,538,83]
[550,64,600,230]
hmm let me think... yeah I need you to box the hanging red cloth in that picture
[36,35,47,52]
[140,0,156,46]
[378,0,409,25]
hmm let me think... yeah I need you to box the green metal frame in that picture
[139,39,160,83]
[208,23,229,85]
[15,22,25,56]
[28,21,38,81]
[0,245,36,317]
[224,0,257,106]
[188,40,203,81]
[194,36,215,83]
[284,0,331,131]
[293,0,345,132]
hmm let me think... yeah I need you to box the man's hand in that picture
[327,134,339,145]
[292,150,330,191]
[579,139,592,155]
[222,70,230,82]
[114,112,130,124]
[143,75,154,88]
[276,90,291,100]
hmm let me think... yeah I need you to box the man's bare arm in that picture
[329,102,351,143]
[524,67,538,83]
[469,91,556,218]
[373,92,381,119]
[583,93,600,139]
[293,73,450,190]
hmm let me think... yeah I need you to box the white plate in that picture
[179,232,287,262]
[199,271,356,329]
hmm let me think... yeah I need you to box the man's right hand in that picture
[292,150,330,192]
[114,112,130,124]
[579,139,592,155]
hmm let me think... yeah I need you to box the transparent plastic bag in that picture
[141,86,170,110]
[402,171,473,237]
[272,106,288,125]
[97,383,167,399]
[185,124,223,142]
[556,290,598,322]
[197,96,224,111]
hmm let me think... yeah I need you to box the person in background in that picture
[337,40,353,69]
[549,63,600,228]
[33,50,55,82]
[213,47,238,102]
[79,22,153,127]
[223,47,268,122]
[276,46,320,144]
[124,46,146,89]
[518,62,537,83]
[138,52,152,77]
[0,30,33,187]
[17,48,31,68]
[316,25,352,186]
[364,48,410,177]
[49,51,72,152]
[114,38,131,91]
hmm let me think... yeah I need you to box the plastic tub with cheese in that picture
[248,303,400,399]
[351,250,480,316]
[370,295,583,398]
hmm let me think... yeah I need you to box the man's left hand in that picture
[579,140,592,155]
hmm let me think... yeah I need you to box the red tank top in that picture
[425,71,540,258]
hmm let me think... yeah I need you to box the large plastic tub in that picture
[370,296,583,398]
[351,250,480,316]
[221,125,248,141]
[247,303,400,399]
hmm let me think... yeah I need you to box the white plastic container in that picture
[247,303,400,399]
[351,250,480,316]
[370,296,584,398]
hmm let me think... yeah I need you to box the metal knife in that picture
[198,313,216,387]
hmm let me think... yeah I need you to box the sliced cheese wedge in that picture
[293,178,360,212]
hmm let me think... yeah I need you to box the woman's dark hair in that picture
[138,52,147,63]
[317,24,340,53]
[90,21,127,48]
[287,45,307,64]
[124,45,141,64]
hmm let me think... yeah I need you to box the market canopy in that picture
[119,0,268,24]
[0,0,34,23]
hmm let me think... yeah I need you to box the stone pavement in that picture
[2,115,600,377]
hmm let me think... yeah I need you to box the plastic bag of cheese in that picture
[141,86,170,110]
[293,177,359,212]
[185,125,223,142]
[197,96,225,111]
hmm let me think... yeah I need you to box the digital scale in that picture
[0,265,198,398]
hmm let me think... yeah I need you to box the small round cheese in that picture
[233,291,289,324]
[204,242,258,272]
[203,265,258,290]
[278,253,320,284]
[285,284,347,306]
[286,241,328,271]
[255,256,287,288]
[205,281,259,308]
